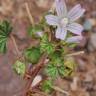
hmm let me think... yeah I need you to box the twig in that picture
[66,51,84,57]
[24,2,34,25]
[10,35,21,57]
[51,86,70,96]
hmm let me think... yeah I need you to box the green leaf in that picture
[41,34,48,43]
[50,51,64,66]
[45,63,58,78]
[40,34,55,54]
[13,60,25,76]
[58,65,66,77]
[45,52,64,78]
[45,51,73,78]
[40,42,54,54]
[50,51,61,59]
[24,47,41,64]
[41,80,53,93]
[64,57,76,70]
[28,24,43,37]
[0,20,12,53]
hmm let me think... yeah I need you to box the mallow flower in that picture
[45,0,85,40]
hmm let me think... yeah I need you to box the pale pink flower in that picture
[45,0,85,40]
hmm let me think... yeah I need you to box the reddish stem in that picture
[24,53,47,96]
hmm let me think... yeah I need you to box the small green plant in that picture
[0,0,86,95]
[0,20,12,53]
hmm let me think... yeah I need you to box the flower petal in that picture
[66,36,83,43]
[55,27,67,40]
[68,4,85,21]
[45,15,59,26]
[31,75,42,87]
[55,0,67,17]
[36,31,43,37]
[68,4,81,17]
[67,23,83,35]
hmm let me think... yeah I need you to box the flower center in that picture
[60,18,68,26]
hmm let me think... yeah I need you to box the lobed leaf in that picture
[13,60,25,76]
[0,20,12,53]
[24,47,41,64]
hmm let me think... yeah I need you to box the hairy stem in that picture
[24,53,48,96]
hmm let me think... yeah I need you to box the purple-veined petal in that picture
[67,23,83,35]
[45,15,59,26]
[66,35,83,43]
[55,26,67,40]
[68,4,81,18]
[68,4,85,21]
[55,0,67,17]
